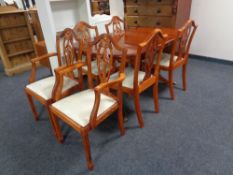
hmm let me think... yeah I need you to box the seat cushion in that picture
[154,53,178,67]
[110,67,145,89]
[52,89,117,127]
[26,76,78,100]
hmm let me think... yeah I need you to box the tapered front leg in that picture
[81,132,94,170]
[48,107,64,143]
[168,70,175,100]
[25,92,39,121]
[182,64,187,91]
[133,92,144,128]
[153,82,160,113]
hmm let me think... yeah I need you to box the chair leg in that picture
[182,64,187,91]
[47,107,64,143]
[25,92,39,121]
[153,82,159,113]
[133,93,144,128]
[117,107,125,136]
[81,133,94,170]
[168,70,175,100]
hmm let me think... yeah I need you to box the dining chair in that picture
[25,28,84,133]
[105,16,126,35]
[157,20,198,100]
[73,21,100,77]
[110,29,167,128]
[49,34,127,170]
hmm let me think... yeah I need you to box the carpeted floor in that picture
[0,57,233,175]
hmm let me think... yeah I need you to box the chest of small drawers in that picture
[124,0,192,28]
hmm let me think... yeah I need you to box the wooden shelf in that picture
[3,37,31,44]
[0,24,27,30]
[8,49,34,58]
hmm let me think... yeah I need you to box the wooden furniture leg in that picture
[182,64,187,91]
[133,93,144,128]
[168,70,175,100]
[117,107,125,136]
[25,93,39,121]
[153,82,159,113]
[81,133,94,170]
[48,109,64,143]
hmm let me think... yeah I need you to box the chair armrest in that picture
[29,52,57,83]
[94,73,125,92]
[89,73,125,129]
[52,62,84,101]
[31,52,57,64]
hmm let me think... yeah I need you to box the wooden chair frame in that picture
[49,34,127,170]
[119,29,167,128]
[25,28,84,136]
[160,20,198,100]
[105,16,126,35]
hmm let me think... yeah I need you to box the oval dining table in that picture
[110,27,178,58]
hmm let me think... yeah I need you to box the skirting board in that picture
[190,54,233,66]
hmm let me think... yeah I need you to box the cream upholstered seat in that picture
[52,89,116,127]
[154,53,178,67]
[26,76,78,100]
[110,67,145,89]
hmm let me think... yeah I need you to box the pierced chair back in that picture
[86,34,127,89]
[105,16,126,35]
[73,21,99,52]
[170,20,198,65]
[134,29,167,88]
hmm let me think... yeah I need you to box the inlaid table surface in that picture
[111,27,178,57]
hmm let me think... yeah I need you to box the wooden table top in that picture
[111,27,178,56]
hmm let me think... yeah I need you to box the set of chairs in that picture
[24,16,197,170]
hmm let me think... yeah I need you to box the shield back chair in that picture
[157,20,198,100]
[105,16,126,35]
[110,29,167,128]
[25,28,84,133]
[49,34,127,170]
[73,21,100,77]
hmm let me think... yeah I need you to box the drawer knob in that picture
[134,21,138,24]
[134,9,138,13]
[156,22,161,26]
[157,0,162,2]
[134,0,138,3]
[157,9,161,14]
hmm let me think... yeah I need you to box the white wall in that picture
[50,0,80,32]
[109,0,124,19]
[190,0,233,61]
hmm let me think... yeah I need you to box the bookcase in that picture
[0,9,36,76]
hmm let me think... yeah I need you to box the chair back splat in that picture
[176,20,198,63]
[105,16,126,35]
[86,34,127,88]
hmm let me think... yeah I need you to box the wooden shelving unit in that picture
[0,8,36,76]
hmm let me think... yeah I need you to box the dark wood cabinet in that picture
[124,0,192,28]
